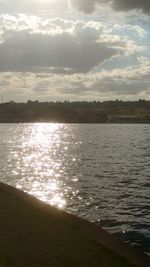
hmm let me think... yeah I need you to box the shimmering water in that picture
[0,123,150,255]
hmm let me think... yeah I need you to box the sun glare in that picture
[37,0,51,2]
[17,123,67,209]
[27,123,61,146]
[36,0,55,3]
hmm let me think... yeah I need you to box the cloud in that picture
[0,15,147,75]
[111,0,150,14]
[1,55,150,102]
[0,16,119,73]
[52,57,150,99]
[0,1,149,103]
[70,0,150,15]
[101,57,150,81]
[1,0,150,16]
[0,0,68,15]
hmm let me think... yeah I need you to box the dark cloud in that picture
[70,0,96,13]
[0,27,117,73]
[1,0,150,15]
[112,0,150,14]
[70,0,150,14]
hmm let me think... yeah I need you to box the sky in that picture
[0,0,150,102]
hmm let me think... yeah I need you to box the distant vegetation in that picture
[0,100,150,123]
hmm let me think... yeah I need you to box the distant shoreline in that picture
[0,100,150,123]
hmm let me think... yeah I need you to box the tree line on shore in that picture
[0,100,150,123]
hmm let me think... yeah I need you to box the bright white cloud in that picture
[0,0,68,15]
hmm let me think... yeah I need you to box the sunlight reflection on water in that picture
[0,123,150,255]
[16,123,68,209]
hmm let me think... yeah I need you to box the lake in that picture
[0,123,150,255]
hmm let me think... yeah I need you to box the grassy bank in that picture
[0,183,149,267]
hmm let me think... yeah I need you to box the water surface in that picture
[0,123,150,255]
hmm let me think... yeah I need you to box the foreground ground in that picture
[0,182,149,267]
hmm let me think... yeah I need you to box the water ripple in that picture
[0,123,150,255]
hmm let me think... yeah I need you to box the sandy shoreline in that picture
[0,182,149,267]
